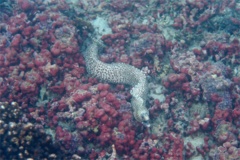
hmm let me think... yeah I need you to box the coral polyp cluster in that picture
[0,102,61,159]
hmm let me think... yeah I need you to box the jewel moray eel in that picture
[83,39,150,127]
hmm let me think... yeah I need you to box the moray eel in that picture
[83,40,150,127]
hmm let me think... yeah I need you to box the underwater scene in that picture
[0,0,240,159]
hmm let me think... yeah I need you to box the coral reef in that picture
[1,0,240,159]
[0,102,61,159]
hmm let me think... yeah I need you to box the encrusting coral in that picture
[83,40,150,127]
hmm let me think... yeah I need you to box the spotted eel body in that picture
[83,41,150,127]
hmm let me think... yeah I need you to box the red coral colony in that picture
[0,0,240,159]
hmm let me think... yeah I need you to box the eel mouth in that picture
[141,113,150,127]
[142,120,150,127]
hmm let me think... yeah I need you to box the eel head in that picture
[132,97,150,127]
